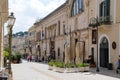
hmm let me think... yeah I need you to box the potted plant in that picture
[11,51,22,63]
[54,61,64,68]
[15,52,22,63]
[76,63,89,72]
[54,61,65,72]
[48,60,55,70]
[65,63,78,72]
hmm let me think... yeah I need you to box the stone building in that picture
[34,1,68,61]
[0,0,8,67]
[12,32,28,54]
[27,0,120,70]
[27,26,36,56]
[85,0,120,69]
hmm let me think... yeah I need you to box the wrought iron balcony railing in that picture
[98,16,112,25]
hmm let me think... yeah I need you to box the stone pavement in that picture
[11,60,120,80]
[90,67,120,79]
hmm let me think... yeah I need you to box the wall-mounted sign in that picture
[112,41,116,49]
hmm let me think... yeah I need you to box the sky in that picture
[5,0,66,34]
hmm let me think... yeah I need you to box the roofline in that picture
[34,1,68,25]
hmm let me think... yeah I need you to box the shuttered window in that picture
[99,0,110,17]
[72,0,83,16]
[106,0,110,16]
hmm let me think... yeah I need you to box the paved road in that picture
[12,60,120,80]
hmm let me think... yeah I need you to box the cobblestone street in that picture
[11,60,120,80]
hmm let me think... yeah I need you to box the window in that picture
[99,0,110,18]
[99,0,111,24]
[58,48,60,56]
[58,21,60,35]
[63,24,66,34]
[72,0,83,16]
[75,38,78,45]
[92,30,96,44]
[42,31,44,37]
[45,28,46,39]
[29,32,31,36]
[54,29,56,37]
[100,2,105,17]
[79,0,83,11]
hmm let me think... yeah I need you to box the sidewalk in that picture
[90,67,120,79]
[11,60,120,80]
[34,60,120,79]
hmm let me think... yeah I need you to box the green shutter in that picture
[105,0,110,16]
[99,2,103,17]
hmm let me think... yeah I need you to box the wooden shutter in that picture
[105,0,110,16]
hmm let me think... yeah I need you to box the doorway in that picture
[50,41,55,60]
[100,37,109,68]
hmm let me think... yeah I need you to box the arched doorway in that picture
[100,37,109,68]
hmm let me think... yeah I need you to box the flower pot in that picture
[79,66,90,72]
[48,66,53,70]
[65,68,79,72]
[79,67,85,72]
[55,67,64,73]
[13,60,17,63]
[84,66,90,71]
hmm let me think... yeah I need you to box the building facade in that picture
[27,0,120,69]
[0,0,8,67]
[85,0,120,69]
[27,26,36,57]
[11,32,29,57]
[34,1,68,61]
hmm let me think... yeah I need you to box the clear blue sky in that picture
[5,0,66,35]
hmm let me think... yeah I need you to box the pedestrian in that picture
[88,55,92,63]
[30,54,32,62]
[32,55,35,62]
[42,57,44,61]
[27,55,29,62]
[116,55,120,74]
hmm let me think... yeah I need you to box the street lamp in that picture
[7,12,16,74]
[89,17,100,72]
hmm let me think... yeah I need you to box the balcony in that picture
[98,16,112,25]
